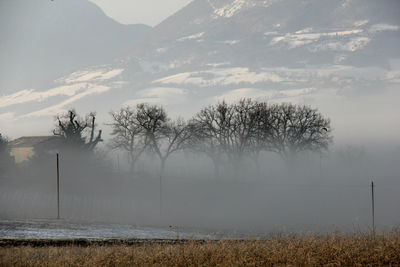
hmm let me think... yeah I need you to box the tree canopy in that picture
[109,99,332,178]
[53,109,103,151]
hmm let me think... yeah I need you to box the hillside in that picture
[1,0,399,140]
[0,0,151,92]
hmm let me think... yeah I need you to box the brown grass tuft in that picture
[1,232,400,266]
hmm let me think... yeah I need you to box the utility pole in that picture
[57,153,60,220]
[159,174,162,218]
[371,181,375,233]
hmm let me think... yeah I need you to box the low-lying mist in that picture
[1,141,399,234]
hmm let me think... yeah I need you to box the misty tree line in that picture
[108,99,332,177]
[0,134,14,169]
[0,99,332,178]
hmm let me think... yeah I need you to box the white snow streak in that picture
[214,0,246,18]
[61,69,124,84]
[22,86,110,118]
[369,24,400,33]
[214,87,316,102]
[313,37,371,52]
[354,20,368,27]
[223,40,240,45]
[270,24,399,51]
[0,83,88,108]
[154,68,284,86]
[0,67,123,117]
[153,66,388,87]
[177,32,205,41]
[213,0,275,18]
[270,29,365,49]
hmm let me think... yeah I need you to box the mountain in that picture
[0,0,151,92]
[1,0,400,140]
[122,0,400,90]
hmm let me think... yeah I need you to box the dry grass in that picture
[1,232,400,266]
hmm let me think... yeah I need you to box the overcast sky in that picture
[88,0,193,26]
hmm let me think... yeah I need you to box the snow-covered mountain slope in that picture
[1,0,400,141]
[125,0,399,67]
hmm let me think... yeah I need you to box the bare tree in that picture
[266,103,332,163]
[158,119,193,175]
[136,103,191,176]
[230,99,261,163]
[189,100,332,176]
[109,107,148,173]
[230,99,273,175]
[0,133,7,153]
[189,101,235,178]
[135,103,192,216]
[248,102,279,173]
[0,133,14,172]
[54,109,102,151]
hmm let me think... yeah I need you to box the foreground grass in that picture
[1,232,400,266]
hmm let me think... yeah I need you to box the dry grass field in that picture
[1,232,400,266]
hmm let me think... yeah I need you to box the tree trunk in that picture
[159,158,167,218]
[160,158,167,177]
[212,157,220,180]
[232,156,243,182]
[282,150,297,178]
[253,157,261,178]
[128,152,136,174]
[129,161,135,174]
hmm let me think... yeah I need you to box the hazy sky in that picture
[88,0,193,26]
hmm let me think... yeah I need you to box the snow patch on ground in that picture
[153,65,390,88]
[60,69,124,84]
[22,86,111,118]
[270,29,365,50]
[154,68,284,87]
[0,66,123,118]
[341,0,354,8]
[354,20,368,27]
[385,71,400,83]
[168,58,195,69]
[205,62,231,68]
[295,27,313,34]
[369,24,400,33]
[268,24,397,51]
[177,32,205,42]
[0,220,214,239]
[0,83,89,108]
[223,40,240,45]
[212,0,275,18]
[313,37,371,52]
[214,0,247,18]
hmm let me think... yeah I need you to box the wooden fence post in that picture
[371,181,375,233]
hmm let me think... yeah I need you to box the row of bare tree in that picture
[1,99,332,178]
[108,99,332,177]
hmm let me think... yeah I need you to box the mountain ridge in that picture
[0,0,151,93]
[1,0,399,140]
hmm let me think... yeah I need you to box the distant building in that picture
[9,136,61,163]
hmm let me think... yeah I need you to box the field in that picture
[1,232,400,266]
